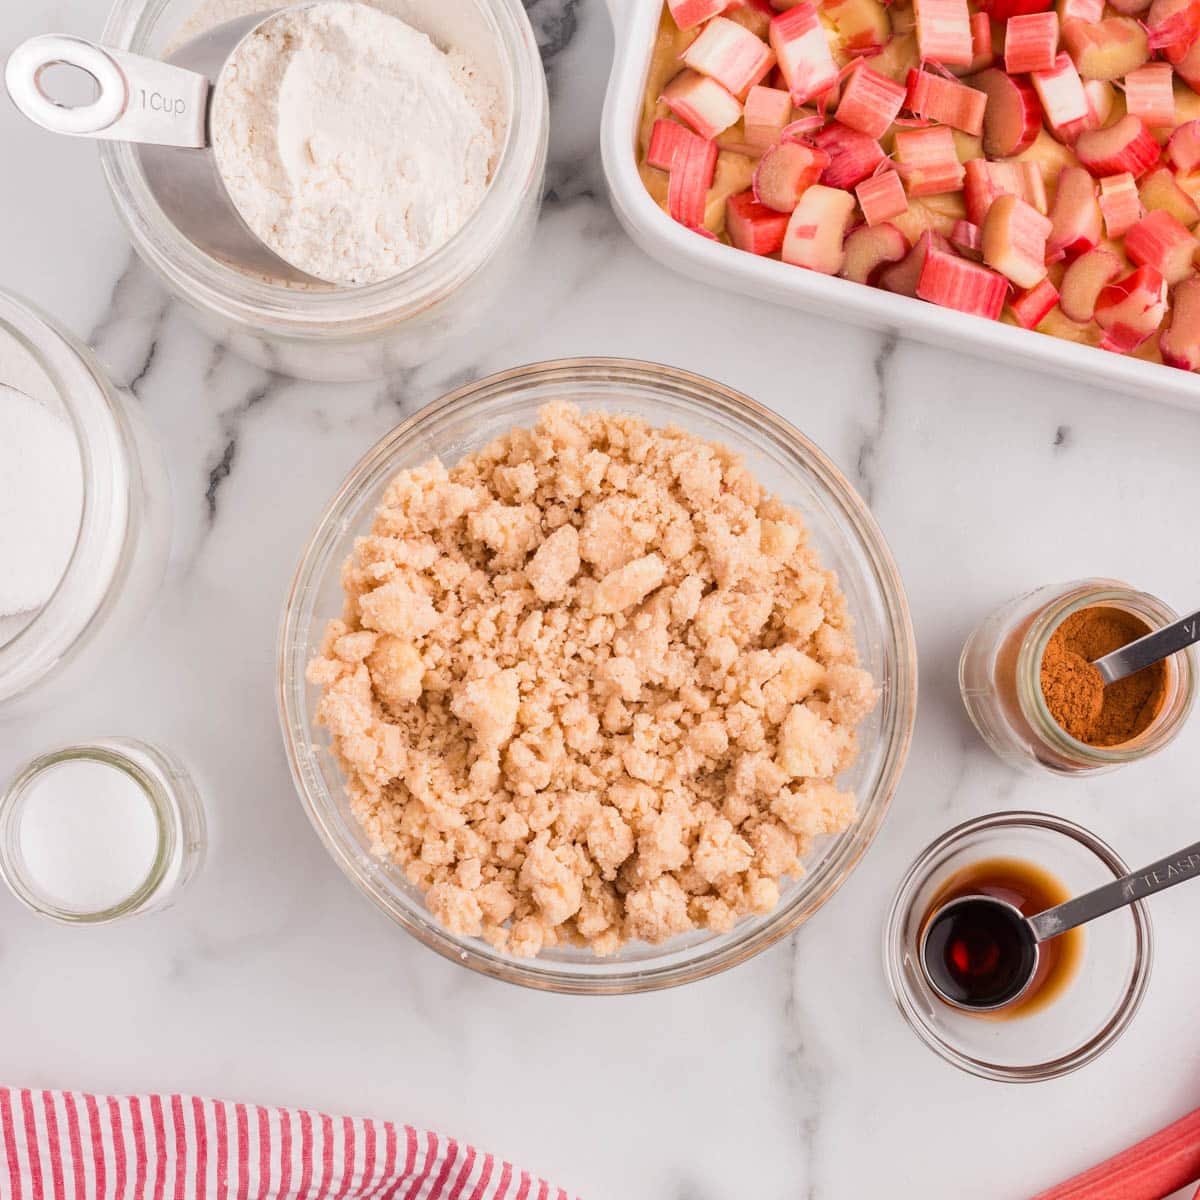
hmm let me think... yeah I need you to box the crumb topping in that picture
[308,404,878,957]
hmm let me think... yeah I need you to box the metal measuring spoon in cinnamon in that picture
[1090,608,1200,685]
[920,838,1200,1012]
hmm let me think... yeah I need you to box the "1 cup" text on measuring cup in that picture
[138,89,188,117]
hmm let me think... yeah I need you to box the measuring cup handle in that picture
[5,34,209,148]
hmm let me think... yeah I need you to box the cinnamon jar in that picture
[959,580,1196,776]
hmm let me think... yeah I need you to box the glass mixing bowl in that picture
[278,359,917,993]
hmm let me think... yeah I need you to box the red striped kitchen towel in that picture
[0,1087,575,1200]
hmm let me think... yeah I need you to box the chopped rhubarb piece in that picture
[668,133,720,227]
[769,5,839,103]
[780,184,857,272]
[1098,172,1144,237]
[917,244,1009,317]
[881,230,948,295]
[1080,78,1116,134]
[836,64,906,137]
[841,222,910,282]
[811,122,886,188]
[662,70,744,139]
[753,139,830,210]
[1140,166,1200,225]
[668,0,727,29]
[1058,0,1104,21]
[1076,115,1161,178]
[981,0,1053,21]
[914,0,975,64]
[894,125,965,196]
[968,11,996,68]
[970,69,1043,156]
[1160,275,1200,367]
[744,85,794,148]
[905,70,988,135]
[1093,262,1169,349]
[672,0,724,27]
[647,119,696,171]
[1006,12,1060,72]
[856,169,909,225]
[1048,166,1102,257]
[1124,208,1199,281]
[1176,36,1200,90]
[1031,53,1089,137]
[951,219,983,255]
[1009,277,1060,327]
[1146,0,1200,60]
[1062,17,1150,80]
[1124,63,1175,128]
[1168,120,1200,173]
[683,17,777,97]
[982,194,1053,286]
[1059,246,1123,319]
[964,158,1046,226]
[725,189,791,253]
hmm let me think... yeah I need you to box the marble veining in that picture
[2,2,1200,1199]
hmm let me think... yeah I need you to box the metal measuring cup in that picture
[5,15,329,286]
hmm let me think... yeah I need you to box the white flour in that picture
[209,1,499,286]
[0,334,83,627]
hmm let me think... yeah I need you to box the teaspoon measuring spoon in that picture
[1090,608,1200,685]
[4,14,328,285]
[920,837,1200,1011]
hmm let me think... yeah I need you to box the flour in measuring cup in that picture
[209,1,502,286]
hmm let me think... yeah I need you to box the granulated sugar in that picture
[0,339,83,623]
[209,1,501,285]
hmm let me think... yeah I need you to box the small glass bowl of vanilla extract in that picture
[884,812,1153,1082]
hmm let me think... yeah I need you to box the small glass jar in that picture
[0,290,171,716]
[0,738,206,924]
[959,579,1195,776]
[884,811,1153,1082]
[97,0,549,383]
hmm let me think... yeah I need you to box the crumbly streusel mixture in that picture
[308,404,878,957]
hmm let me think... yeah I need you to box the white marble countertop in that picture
[3,2,1200,1197]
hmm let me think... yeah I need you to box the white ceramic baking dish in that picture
[600,0,1200,408]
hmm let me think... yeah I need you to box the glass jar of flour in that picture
[97,0,549,383]
[0,289,171,715]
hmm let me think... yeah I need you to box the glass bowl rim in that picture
[277,356,918,993]
[882,809,1154,1082]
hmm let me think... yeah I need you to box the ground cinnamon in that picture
[1040,607,1167,746]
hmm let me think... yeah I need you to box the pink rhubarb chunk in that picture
[836,64,907,138]
[856,170,910,225]
[662,70,744,140]
[781,184,857,272]
[683,17,777,97]
[917,244,1009,317]
[914,0,975,64]
[769,5,840,104]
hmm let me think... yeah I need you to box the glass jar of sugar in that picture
[97,0,548,383]
[0,289,171,715]
[0,739,205,923]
